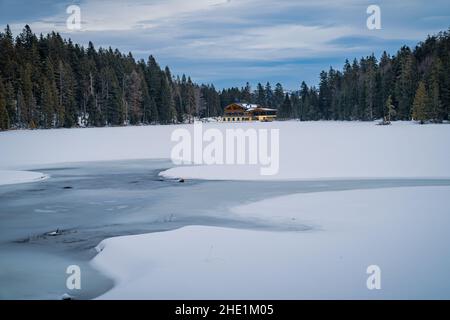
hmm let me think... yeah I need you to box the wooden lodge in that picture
[222,103,277,122]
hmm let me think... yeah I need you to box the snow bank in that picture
[0,125,177,169]
[92,186,450,299]
[161,121,450,180]
[0,170,48,186]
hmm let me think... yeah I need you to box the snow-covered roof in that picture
[247,107,277,112]
[233,103,276,111]
[225,103,277,113]
[239,103,259,110]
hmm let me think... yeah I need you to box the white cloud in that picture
[8,0,232,34]
[168,24,355,61]
[4,0,449,88]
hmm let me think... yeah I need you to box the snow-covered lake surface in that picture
[1,122,449,299]
[94,184,450,299]
[0,170,48,186]
[1,160,449,299]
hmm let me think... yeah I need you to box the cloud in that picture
[163,24,356,61]
[1,0,449,89]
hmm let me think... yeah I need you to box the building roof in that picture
[248,107,277,112]
[239,103,259,110]
[227,103,276,112]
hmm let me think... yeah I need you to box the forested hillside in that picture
[0,25,220,130]
[223,29,450,122]
[0,25,449,130]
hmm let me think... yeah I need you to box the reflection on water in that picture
[1,159,450,299]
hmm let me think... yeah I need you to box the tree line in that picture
[1,25,449,130]
[221,29,450,123]
[0,25,219,130]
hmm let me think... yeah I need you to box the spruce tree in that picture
[290,92,300,119]
[255,83,266,106]
[279,93,292,119]
[241,82,252,103]
[318,71,330,119]
[299,82,309,121]
[0,77,10,130]
[429,59,444,122]
[273,83,284,109]
[385,95,396,123]
[125,70,143,124]
[395,50,417,120]
[264,82,273,107]
[412,81,430,124]
[2,80,15,124]
[159,73,175,124]
[0,25,16,82]
[41,79,56,128]
[20,63,33,127]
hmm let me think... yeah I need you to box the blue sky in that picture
[0,0,449,89]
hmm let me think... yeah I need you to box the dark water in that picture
[1,159,450,299]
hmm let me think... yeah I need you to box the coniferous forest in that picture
[0,25,449,130]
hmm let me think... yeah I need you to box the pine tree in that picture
[279,93,292,119]
[273,83,284,109]
[441,56,450,120]
[186,77,196,123]
[429,78,442,123]
[159,73,175,124]
[364,55,378,121]
[318,70,330,119]
[106,70,124,126]
[41,79,56,128]
[0,25,16,82]
[125,70,143,124]
[412,81,430,124]
[395,50,417,120]
[384,95,396,123]
[299,81,309,121]
[61,64,77,127]
[428,58,444,122]
[41,58,60,127]
[308,87,320,120]
[0,77,10,130]
[241,82,252,103]
[379,51,394,118]
[1,80,15,124]
[264,82,273,107]
[20,63,33,127]
[255,83,266,106]
[290,92,300,119]
[146,55,162,107]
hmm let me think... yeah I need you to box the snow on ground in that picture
[92,186,450,299]
[0,125,176,185]
[0,125,176,169]
[0,170,48,186]
[161,121,450,180]
[1,121,449,180]
[2,122,450,298]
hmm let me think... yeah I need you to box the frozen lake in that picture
[1,159,450,299]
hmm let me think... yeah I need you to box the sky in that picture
[0,0,449,90]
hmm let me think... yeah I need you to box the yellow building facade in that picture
[222,103,277,122]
